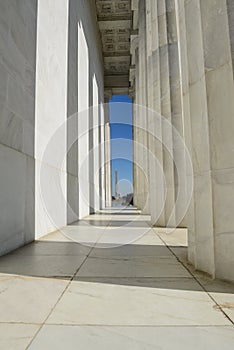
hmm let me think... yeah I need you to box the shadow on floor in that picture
[0,240,233,294]
[82,220,150,227]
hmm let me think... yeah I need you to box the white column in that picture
[138,0,150,213]
[177,0,215,274]
[158,0,176,227]
[91,75,100,212]
[104,100,112,207]
[67,0,79,224]
[146,0,165,226]
[133,47,140,208]
[99,103,106,209]
[78,22,90,219]
[200,0,234,281]
[166,0,187,227]
[132,97,138,207]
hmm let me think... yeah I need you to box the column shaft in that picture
[166,0,187,227]
[138,0,150,213]
[104,101,112,207]
[146,0,165,226]
[179,0,215,274]
[158,0,176,227]
[200,0,234,281]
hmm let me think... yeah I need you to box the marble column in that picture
[90,75,100,213]
[104,99,112,208]
[99,103,106,209]
[77,20,90,219]
[166,0,187,227]
[138,0,150,213]
[133,46,140,208]
[157,0,176,227]
[200,0,234,281]
[67,0,79,224]
[179,0,215,274]
[146,0,165,226]
[132,96,138,208]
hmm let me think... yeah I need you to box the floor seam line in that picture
[157,233,234,326]
[25,242,96,349]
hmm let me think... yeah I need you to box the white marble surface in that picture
[0,275,68,323]
[0,324,39,350]
[35,0,69,238]
[29,325,234,350]
[76,255,191,278]
[0,0,37,255]
[47,277,229,326]
[0,209,233,349]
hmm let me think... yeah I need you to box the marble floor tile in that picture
[0,275,68,323]
[0,323,40,350]
[0,254,87,278]
[46,277,230,326]
[1,208,233,349]
[29,325,234,350]
[94,226,155,248]
[133,232,165,245]
[197,277,234,323]
[170,247,188,263]
[76,255,191,278]
[10,240,92,257]
[40,230,72,242]
[61,225,105,246]
[155,228,188,247]
[89,243,174,258]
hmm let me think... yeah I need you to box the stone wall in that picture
[0,0,105,251]
[36,0,105,235]
[35,0,69,237]
[0,0,37,254]
[67,0,105,223]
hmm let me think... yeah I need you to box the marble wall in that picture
[36,0,105,231]
[0,0,37,254]
[0,0,105,252]
[75,0,104,219]
[35,0,69,237]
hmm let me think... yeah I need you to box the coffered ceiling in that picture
[95,0,132,96]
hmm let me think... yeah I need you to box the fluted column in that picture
[131,32,139,208]
[146,0,165,226]
[132,95,139,208]
[104,99,112,208]
[178,0,215,274]
[166,0,187,227]
[200,0,234,281]
[158,0,176,227]
[138,0,150,213]
[99,103,106,209]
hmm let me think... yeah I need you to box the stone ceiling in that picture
[95,0,132,97]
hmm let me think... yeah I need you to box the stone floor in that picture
[0,207,234,349]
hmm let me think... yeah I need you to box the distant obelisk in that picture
[115,169,118,199]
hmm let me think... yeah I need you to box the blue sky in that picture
[109,95,133,196]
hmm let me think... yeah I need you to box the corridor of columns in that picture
[1,0,234,348]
